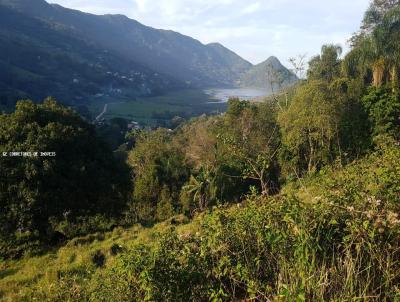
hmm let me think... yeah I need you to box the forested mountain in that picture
[0,3,183,109]
[0,0,295,109]
[240,56,298,89]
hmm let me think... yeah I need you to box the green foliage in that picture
[95,117,129,150]
[0,99,129,257]
[181,167,217,215]
[89,144,400,301]
[221,99,281,195]
[278,80,341,175]
[1,144,400,301]
[3,2,400,300]
[128,129,190,224]
[362,85,400,138]
[156,186,176,221]
[307,44,342,81]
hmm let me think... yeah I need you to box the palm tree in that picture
[183,167,216,213]
[344,6,400,89]
[373,7,400,89]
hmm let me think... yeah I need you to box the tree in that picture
[307,44,343,82]
[347,3,400,88]
[278,81,341,175]
[219,100,281,195]
[362,85,400,139]
[128,129,189,223]
[362,0,400,33]
[181,167,217,215]
[180,114,249,203]
[289,54,307,79]
[0,98,129,256]
[156,186,175,221]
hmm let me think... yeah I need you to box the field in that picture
[88,89,226,125]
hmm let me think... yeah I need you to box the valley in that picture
[89,87,271,125]
[0,0,297,119]
[89,89,226,125]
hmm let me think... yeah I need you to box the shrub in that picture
[90,145,400,301]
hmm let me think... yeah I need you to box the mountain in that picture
[240,56,298,90]
[0,2,182,109]
[0,0,296,110]
[206,43,253,85]
[0,0,252,87]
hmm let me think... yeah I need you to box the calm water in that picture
[204,87,271,103]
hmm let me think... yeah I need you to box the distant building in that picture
[127,121,141,130]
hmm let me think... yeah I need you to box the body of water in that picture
[204,87,271,103]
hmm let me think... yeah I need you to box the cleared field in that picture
[88,89,226,125]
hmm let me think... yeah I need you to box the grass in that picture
[88,89,226,125]
[0,215,201,302]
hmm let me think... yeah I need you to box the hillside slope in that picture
[0,0,252,89]
[0,144,398,301]
[0,4,182,109]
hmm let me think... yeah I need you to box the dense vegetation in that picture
[0,0,400,301]
[0,99,130,258]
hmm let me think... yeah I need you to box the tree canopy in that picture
[0,98,129,256]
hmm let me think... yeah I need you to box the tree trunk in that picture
[390,65,399,92]
[260,171,269,196]
[308,130,315,173]
[372,58,385,87]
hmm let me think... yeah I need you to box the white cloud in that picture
[242,2,261,14]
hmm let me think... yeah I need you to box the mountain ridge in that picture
[240,56,298,89]
[0,0,297,109]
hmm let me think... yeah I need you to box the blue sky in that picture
[50,0,371,66]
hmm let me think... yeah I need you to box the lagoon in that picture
[204,87,271,103]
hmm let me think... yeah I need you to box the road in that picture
[95,103,108,121]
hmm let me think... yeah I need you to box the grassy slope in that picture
[0,143,399,301]
[0,215,202,301]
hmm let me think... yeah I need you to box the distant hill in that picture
[0,2,182,109]
[205,43,253,84]
[240,56,298,90]
[0,0,296,109]
[0,0,251,86]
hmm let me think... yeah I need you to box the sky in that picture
[49,0,371,66]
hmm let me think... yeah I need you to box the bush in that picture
[90,145,400,301]
[362,85,400,140]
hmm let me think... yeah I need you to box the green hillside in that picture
[0,143,399,301]
[0,4,181,109]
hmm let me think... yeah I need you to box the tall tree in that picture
[307,44,343,82]
[278,81,341,175]
[219,99,281,195]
